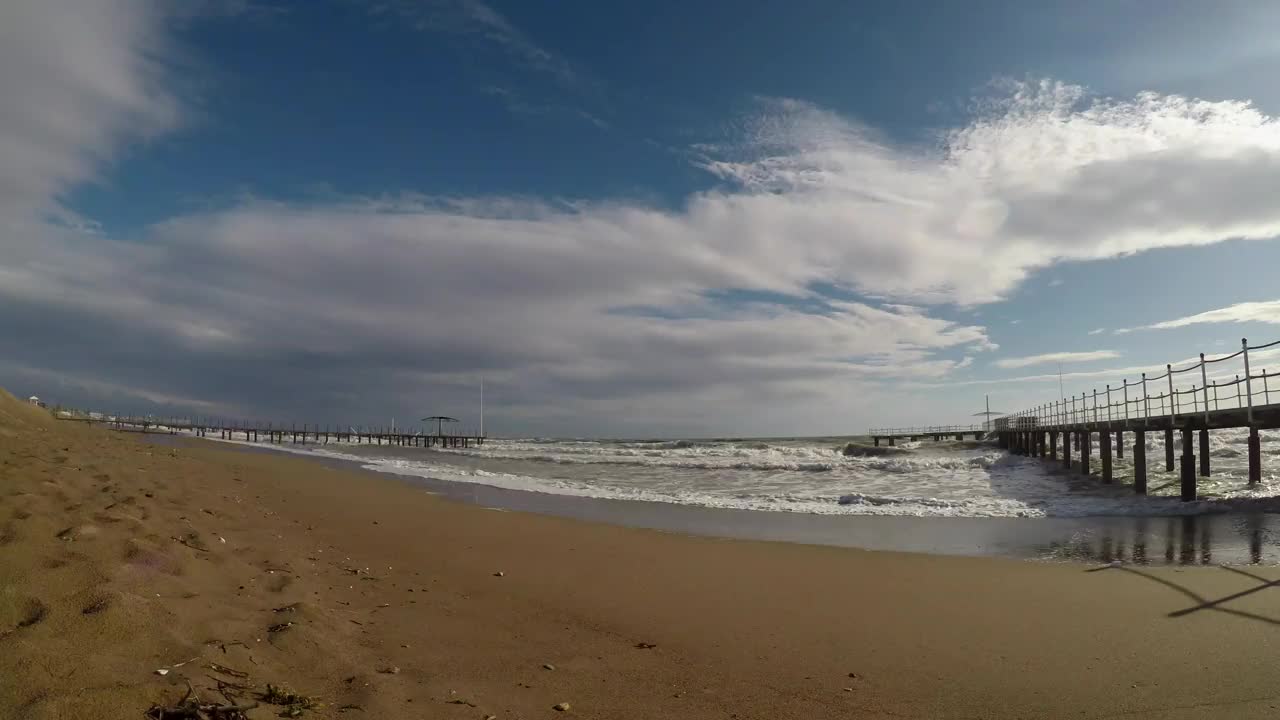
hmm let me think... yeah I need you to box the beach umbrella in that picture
[421,415,460,435]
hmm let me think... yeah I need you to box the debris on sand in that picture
[147,683,260,719]
[261,683,318,716]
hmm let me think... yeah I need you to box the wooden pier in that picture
[992,338,1279,501]
[867,425,988,446]
[55,412,486,449]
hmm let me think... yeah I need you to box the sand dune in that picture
[4,390,1280,718]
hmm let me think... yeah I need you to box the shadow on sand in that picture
[1089,562,1280,626]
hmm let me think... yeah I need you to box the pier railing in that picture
[51,408,486,444]
[1002,337,1280,429]
[867,424,988,436]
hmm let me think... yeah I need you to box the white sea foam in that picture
[193,428,1280,519]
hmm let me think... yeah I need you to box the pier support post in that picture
[1164,428,1174,472]
[1039,431,1046,457]
[1134,430,1147,494]
[1049,431,1058,461]
[1180,428,1196,502]
[1249,426,1262,485]
[1101,430,1113,483]
[1198,429,1210,477]
[1081,431,1091,475]
[888,437,895,447]
[1116,430,1123,459]
[873,437,879,447]
[1063,430,1071,469]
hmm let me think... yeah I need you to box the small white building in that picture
[27,395,41,406]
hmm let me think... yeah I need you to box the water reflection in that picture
[1040,513,1279,565]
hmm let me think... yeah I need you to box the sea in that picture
[202,430,1280,518]
[187,429,1280,564]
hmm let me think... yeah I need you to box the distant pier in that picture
[55,414,486,449]
[867,425,987,446]
[871,337,1280,502]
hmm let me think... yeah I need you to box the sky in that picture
[5,0,1280,437]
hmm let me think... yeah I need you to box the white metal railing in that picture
[868,424,988,436]
[1000,337,1280,429]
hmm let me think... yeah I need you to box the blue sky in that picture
[4,0,1280,436]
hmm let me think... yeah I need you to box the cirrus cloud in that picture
[1115,300,1280,334]
[993,350,1123,370]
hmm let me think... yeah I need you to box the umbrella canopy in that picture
[421,415,460,435]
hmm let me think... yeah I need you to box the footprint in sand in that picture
[122,538,187,577]
[0,597,48,638]
[55,524,99,542]
[77,590,114,616]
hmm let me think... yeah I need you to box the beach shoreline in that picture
[180,433,1280,566]
[7,401,1280,718]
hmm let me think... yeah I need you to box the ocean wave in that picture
[839,442,912,457]
[192,431,1280,520]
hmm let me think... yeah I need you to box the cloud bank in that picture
[7,6,1280,432]
[1117,300,1280,334]
[993,351,1122,370]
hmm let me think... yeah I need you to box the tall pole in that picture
[481,377,485,438]
[1058,362,1065,410]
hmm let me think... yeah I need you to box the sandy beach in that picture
[4,393,1280,719]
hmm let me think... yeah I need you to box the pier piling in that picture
[1101,430,1113,483]
[1080,431,1091,475]
[1198,429,1210,477]
[1133,430,1147,494]
[1249,426,1262,485]
[1180,428,1196,502]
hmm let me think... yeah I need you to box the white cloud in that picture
[1088,328,1106,335]
[0,0,178,222]
[9,6,1280,431]
[993,350,1122,369]
[1117,300,1280,334]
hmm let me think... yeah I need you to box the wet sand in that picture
[6,394,1280,718]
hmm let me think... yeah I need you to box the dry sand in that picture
[4,392,1280,718]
